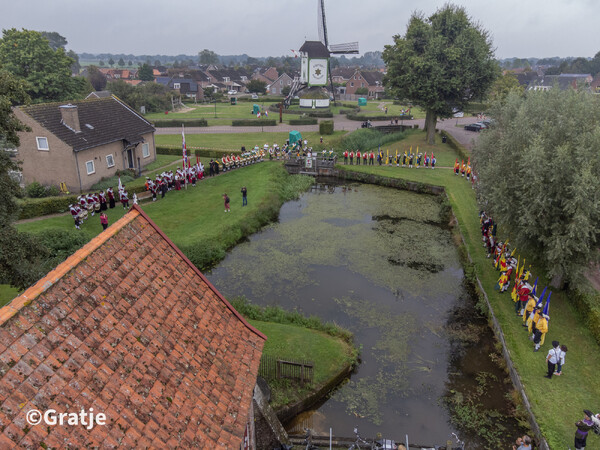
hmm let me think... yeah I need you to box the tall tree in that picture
[245,79,267,94]
[383,4,498,144]
[86,65,107,91]
[108,57,115,67]
[473,88,600,287]
[488,73,523,103]
[198,49,218,65]
[138,63,154,81]
[0,28,78,102]
[118,57,125,67]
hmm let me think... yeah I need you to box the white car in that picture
[228,90,237,95]
[251,94,259,99]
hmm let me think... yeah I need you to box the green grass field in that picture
[155,131,347,152]
[250,320,354,409]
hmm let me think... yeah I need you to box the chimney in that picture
[59,104,81,133]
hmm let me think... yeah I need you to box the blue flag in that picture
[543,292,552,315]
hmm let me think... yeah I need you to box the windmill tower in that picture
[288,0,359,106]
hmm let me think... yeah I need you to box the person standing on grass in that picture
[100,212,108,231]
[545,340,561,378]
[223,193,230,212]
[241,187,247,206]
[555,344,567,376]
[575,410,594,450]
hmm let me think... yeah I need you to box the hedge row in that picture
[231,119,277,126]
[288,118,318,125]
[18,196,78,220]
[569,288,600,345]
[319,120,334,135]
[151,119,208,127]
[346,113,413,121]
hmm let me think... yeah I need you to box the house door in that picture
[127,149,134,169]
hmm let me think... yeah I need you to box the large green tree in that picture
[245,79,267,94]
[0,28,79,102]
[198,49,219,65]
[473,88,600,287]
[86,65,107,91]
[383,4,498,144]
[138,63,154,81]
[488,72,523,103]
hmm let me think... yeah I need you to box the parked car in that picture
[227,90,237,95]
[251,93,259,99]
[452,108,464,118]
[464,122,487,132]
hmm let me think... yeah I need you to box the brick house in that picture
[13,97,156,192]
[0,206,266,448]
[252,67,279,84]
[205,68,251,93]
[345,69,385,99]
[267,73,294,95]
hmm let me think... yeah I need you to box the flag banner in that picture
[182,125,188,169]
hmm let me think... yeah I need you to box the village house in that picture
[154,76,202,100]
[252,67,279,85]
[13,96,156,192]
[528,73,594,91]
[267,73,294,95]
[204,68,251,93]
[345,69,385,99]
[0,206,266,448]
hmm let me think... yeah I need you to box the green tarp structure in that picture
[358,97,367,106]
[289,130,302,146]
[252,104,260,114]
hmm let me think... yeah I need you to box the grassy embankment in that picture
[338,131,600,449]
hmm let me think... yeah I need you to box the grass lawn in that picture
[250,319,354,409]
[142,154,182,172]
[155,131,347,152]
[0,285,20,307]
[17,162,285,247]
[338,130,600,449]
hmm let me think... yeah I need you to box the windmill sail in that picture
[317,0,328,47]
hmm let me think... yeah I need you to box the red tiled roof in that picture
[0,206,265,448]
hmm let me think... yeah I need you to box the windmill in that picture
[286,0,359,107]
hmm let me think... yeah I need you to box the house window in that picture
[350,82,354,87]
[106,154,115,168]
[361,82,364,87]
[142,143,150,158]
[280,80,283,85]
[36,137,49,151]
[287,80,291,85]
[223,77,230,82]
[173,83,180,89]
[86,160,95,175]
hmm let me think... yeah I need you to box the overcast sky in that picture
[1,0,598,59]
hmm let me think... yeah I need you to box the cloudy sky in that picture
[1,0,598,59]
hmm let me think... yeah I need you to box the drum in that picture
[94,203,100,212]
[78,210,88,221]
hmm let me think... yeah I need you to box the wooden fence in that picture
[259,355,314,385]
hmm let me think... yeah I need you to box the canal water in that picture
[206,181,523,448]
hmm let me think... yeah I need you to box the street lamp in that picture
[212,99,217,118]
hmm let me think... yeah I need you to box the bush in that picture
[346,113,413,121]
[308,110,333,118]
[569,288,600,345]
[339,128,406,152]
[289,118,318,125]
[151,119,208,127]
[26,182,49,198]
[18,195,78,220]
[38,229,88,261]
[319,120,334,135]
[231,119,277,127]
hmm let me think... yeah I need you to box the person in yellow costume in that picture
[533,314,549,352]
[523,294,537,326]
[528,306,542,334]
